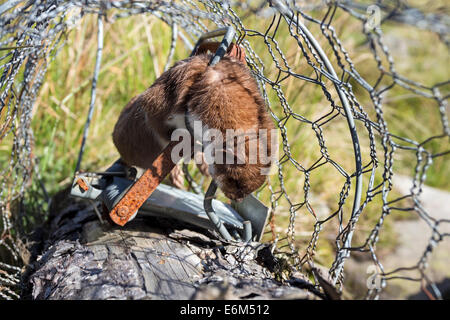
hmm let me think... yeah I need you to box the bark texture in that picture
[24,191,321,300]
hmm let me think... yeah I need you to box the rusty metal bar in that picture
[109,141,178,226]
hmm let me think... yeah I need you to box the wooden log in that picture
[23,190,321,300]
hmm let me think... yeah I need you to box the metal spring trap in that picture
[71,27,270,242]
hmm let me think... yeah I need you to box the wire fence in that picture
[0,0,449,299]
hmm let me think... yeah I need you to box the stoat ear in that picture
[194,42,246,64]
[194,41,221,56]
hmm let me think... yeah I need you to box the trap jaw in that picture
[71,160,270,242]
[71,26,269,242]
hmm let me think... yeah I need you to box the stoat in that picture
[112,48,275,201]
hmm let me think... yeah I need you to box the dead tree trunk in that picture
[22,189,322,300]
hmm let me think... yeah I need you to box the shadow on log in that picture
[22,189,323,300]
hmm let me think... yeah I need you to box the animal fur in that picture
[112,52,275,201]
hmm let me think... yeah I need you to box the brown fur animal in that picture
[112,52,275,201]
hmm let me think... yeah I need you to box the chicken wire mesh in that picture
[0,0,449,300]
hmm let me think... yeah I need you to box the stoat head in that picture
[214,166,266,202]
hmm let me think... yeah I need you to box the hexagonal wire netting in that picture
[0,0,449,299]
